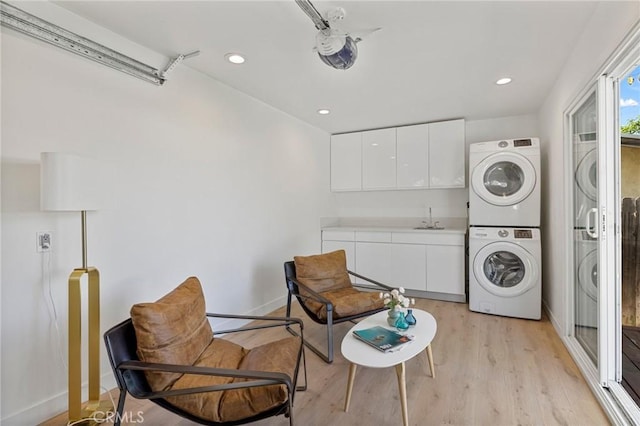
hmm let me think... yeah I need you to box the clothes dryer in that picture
[469,227,541,320]
[469,138,540,227]
[574,229,597,328]
[573,133,597,229]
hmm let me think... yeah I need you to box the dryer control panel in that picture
[514,229,533,239]
[513,138,533,147]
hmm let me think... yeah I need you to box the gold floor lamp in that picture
[41,152,110,422]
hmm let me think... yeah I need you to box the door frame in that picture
[563,21,640,424]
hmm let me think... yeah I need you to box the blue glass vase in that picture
[405,309,417,327]
[395,312,410,331]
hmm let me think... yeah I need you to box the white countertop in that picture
[321,217,467,234]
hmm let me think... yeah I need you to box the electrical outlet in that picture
[37,231,52,252]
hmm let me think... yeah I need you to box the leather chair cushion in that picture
[130,276,214,390]
[167,336,301,423]
[305,287,384,320]
[294,250,352,294]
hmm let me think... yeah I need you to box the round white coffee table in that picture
[341,309,437,426]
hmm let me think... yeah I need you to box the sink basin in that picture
[413,226,445,230]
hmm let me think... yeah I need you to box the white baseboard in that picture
[542,298,563,336]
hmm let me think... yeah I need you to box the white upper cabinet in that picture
[428,119,465,188]
[331,132,362,191]
[396,123,429,189]
[362,128,397,190]
[330,119,465,191]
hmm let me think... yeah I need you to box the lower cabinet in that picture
[322,229,465,301]
[355,242,393,285]
[392,244,428,291]
[426,245,465,296]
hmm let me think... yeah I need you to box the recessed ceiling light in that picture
[225,53,245,64]
[317,109,330,115]
[496,77,512,85]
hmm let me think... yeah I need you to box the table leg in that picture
[395,362,408,426]
[344,363,357,412]
[426,344,435,378]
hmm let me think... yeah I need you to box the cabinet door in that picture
[428,119,465,188]
[426,245,465,295]
[355,242,393,285]
[362,128,396,190]
[322,240,356,272]
[391,244,427,291]
[396,124,429,188]
[331,132,362,191]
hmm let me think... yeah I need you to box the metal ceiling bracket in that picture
[161,50,200,80]
[295,0,329,31]
[0,0,166,85]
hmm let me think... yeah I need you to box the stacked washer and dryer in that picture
[573,132,598,328]
[468,138,542,320]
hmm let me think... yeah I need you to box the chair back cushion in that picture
[293,250,352,294]
[130,276,213,390]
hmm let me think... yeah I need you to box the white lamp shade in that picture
[40,152,99,211]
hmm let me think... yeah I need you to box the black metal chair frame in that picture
[284,261,393,363]
[104,313,307,426]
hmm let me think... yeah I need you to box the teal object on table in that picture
[395,312,410,331]
[405,309,417,327]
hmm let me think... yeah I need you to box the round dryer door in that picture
[473,242,539,297]
[575,148,597,201]
[471,152,536,206]
[578,249,598,302]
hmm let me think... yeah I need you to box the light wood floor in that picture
[42,298,609,426]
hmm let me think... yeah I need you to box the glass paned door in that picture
[571,89,599,365]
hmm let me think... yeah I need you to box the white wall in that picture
[333,114,539,219]
[539,2,640,334]
[0,4,333,423]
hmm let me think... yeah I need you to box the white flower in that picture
[411,298,416,305]
[379,292,383,299]
[382,287,414,310]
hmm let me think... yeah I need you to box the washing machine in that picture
[574,229,598,328]
[469,138,540,227]
[573,133,597,229]
[469,227,541,320]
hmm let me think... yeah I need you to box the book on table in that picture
[352,326,413,353]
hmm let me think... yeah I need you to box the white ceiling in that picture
[54,1,599,134]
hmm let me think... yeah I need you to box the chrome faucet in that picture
[419,207,434,228]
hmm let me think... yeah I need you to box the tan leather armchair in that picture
[284,250,393,363]
[104,277,306,425]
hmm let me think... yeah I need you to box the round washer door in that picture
[578,249,598,302]
[575,148,597,201]
[471,152,536,206]
[473,241,539,297]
